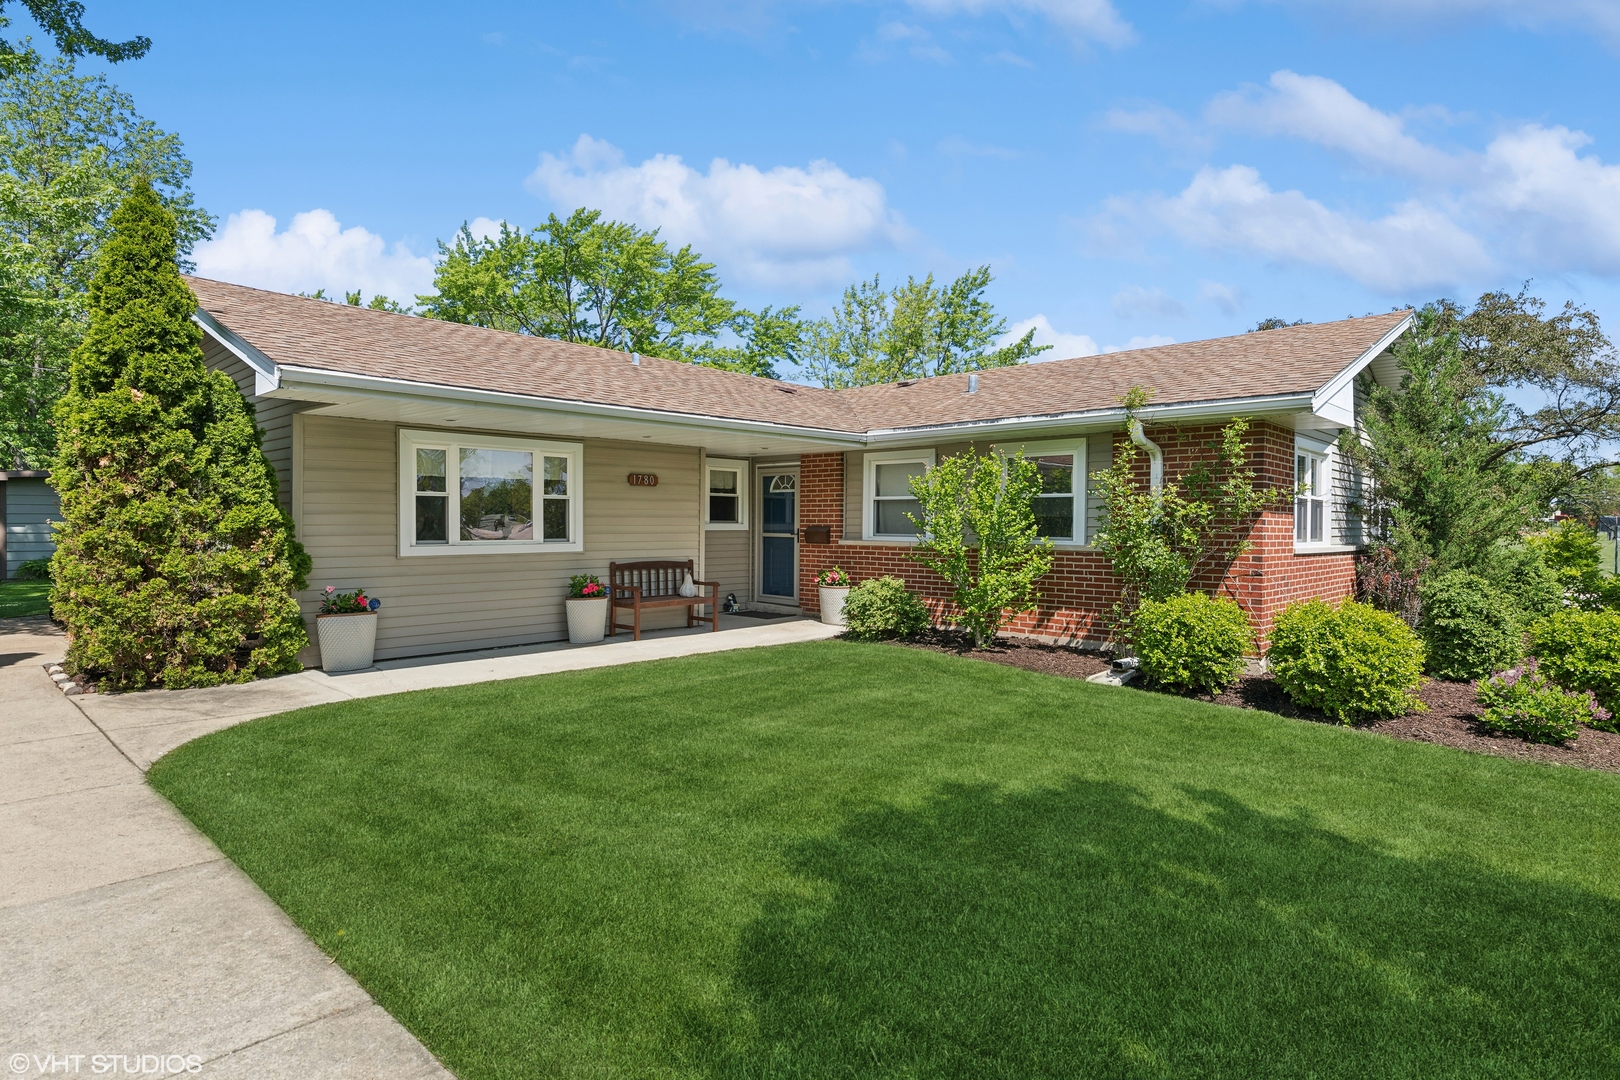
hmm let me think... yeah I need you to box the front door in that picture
[759,470,798,602]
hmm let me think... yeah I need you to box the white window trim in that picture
[997,440,1088,548]
[1294,434,1333,551]
[397,428,585,556]
[862,449,936,542]
[704,457,748,531]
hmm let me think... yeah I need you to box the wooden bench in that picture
[608,559,720,641]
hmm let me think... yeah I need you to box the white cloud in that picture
[1111,164,1491,292]
[907,0,1133,46]
[192,209,434,300]
[464,216,506,242]
[1002,314,1100,359]
[864,20,954,63]
[1206,70,1460,180]
[1101,104,1211,154]
[1198,280,1245,315]
[937,135,1020,160]
[1478,125,1620,274]
[1101,72,1620,290]
[526,134,909,289]
[1111,285,1189,320]
[1250,0,1620,45]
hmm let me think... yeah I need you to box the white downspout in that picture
[1128,418,1163,493]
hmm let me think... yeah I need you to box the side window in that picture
[863,451,935,540]
[705,459,747,529]
[1295,449,1326,544]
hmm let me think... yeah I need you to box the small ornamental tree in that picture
[1091,387,1282,639]
[908,448,1053,647]
[50,181,310,689]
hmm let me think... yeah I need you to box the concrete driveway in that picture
[2,613,838,1077]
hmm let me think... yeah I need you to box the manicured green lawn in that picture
[0,579,50,617]
[149,641,1620,1080]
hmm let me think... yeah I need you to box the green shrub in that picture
[1418,570,1522,680]
[15,557,51,581]
[842,576,930,640]
[1528,610,1620,728]
[1474,659,1607,744]
[1480,543,1562,621]
[1131,592,1254,695]
[1268,598,1426,724]
[48,183,310,689]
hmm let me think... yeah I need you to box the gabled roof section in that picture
[184,277,866,433]
[185,277,1411,437]
[840,310,1414,432]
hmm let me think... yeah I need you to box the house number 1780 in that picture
[627,473,659,487]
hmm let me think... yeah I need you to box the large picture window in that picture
[399,430,583,555]
[862,450,936,540]
[705,458,748,530]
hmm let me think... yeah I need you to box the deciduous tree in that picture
[908,448,1054,648]
[803,266,1047,387]
[0,51,209,465]
[419,209,794,378]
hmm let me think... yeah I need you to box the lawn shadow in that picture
[696,780,1619,1079]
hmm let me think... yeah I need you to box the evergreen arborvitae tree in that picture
[50,181,310,689]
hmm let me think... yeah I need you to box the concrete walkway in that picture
[78,614,839,769]
[2,613,837,1077]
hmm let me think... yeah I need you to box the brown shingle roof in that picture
[186,277,1409,435]
[186,277,864,432]
[840,310,1413,431]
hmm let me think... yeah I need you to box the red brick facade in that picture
[795,419,1356,648]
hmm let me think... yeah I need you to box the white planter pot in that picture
[566,596,609,644]
[317,612,378,673]
[819,586,851,626]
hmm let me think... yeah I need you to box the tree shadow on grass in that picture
[697,781,1619,1079]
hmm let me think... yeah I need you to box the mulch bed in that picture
[884,630,1620,773]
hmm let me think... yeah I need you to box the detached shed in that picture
[1,470,59,579]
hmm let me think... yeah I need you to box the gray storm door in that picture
[760,471,798,601]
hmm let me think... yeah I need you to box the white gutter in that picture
[1128,418,1164,493]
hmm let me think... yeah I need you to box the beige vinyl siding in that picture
[846,435,1109,544]
[704,528,751,606]
[4,478,60,577]
[297,416,701,663]
[204,338,300,512]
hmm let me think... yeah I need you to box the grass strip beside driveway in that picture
[150,640,1620,1079]
[0,579,50,617]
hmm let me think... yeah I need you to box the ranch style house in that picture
[186,276,1413,666]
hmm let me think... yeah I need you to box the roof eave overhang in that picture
[1310,313,1414,418]
[275,365,870,447]
[861,392,1316,445]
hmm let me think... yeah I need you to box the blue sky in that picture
[73,1,1620,374]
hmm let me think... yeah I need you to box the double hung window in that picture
[705,459,747,529]
[1295,448,1327,545]
[863,450,935,540]
[1024,442,1086,544]
[399,430,583,555]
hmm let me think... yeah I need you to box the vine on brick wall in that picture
[1091,387,1290,644]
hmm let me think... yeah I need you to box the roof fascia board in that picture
[192,310,281,395]
[276,365,869,446]
[862,393,1315,444]
[1311,313,1413,416]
